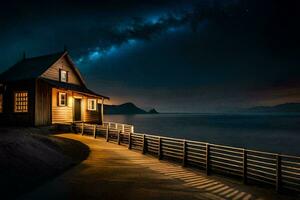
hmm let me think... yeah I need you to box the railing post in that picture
[128,132,132,149]
[243,149,247,184]
[276,154,282,193]
[142,134,146,154]
[206,143,210,175]
[93,125,96,139]
[106,125,109,142]
[70,123,73,132]
[182,139,187,167]
[81,122,84,135]
[117,130,121,145]
[158,137,162,160]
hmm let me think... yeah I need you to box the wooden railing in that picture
[71,122,300,193]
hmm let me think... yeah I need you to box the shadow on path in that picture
[19,134,297,200]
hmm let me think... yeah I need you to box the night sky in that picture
[1,0,300,112]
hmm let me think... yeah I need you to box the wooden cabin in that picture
[0,51,109,126]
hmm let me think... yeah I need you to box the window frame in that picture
[14,91,28,113]
[58,92,67,107]
[87,99,97,111]
[59,69,68,83]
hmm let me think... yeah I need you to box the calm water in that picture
[105,113,300,156]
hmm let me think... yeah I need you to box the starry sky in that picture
[0,0,300,113]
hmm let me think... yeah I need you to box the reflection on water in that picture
[105,113,300,155]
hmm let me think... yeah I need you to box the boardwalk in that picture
[20,134,297,200]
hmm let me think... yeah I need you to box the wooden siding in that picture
[35,79,51,126]
[52,88,101,124]
[52,88,73,123]
[0,80,35,126]
[41,56,82,86]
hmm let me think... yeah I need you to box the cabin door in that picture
[74,99,82,121]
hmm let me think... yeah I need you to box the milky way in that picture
[0,0,300,112]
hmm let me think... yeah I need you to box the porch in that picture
[51,87,105,124]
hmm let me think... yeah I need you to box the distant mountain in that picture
[148,108,159,114]
[104,102,159,114]
[246,103,300,113]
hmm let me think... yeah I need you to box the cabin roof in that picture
[41,78,109,99]
[0,51,86,85]
[0,51,109,99]
[0,51,66,82]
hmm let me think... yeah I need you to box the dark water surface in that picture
[105,114,300,156]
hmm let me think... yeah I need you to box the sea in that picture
[104,113,300,156]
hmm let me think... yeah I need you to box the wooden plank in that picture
[247,172,276,184]
[187,154,206,161]
[182,140,186,167]
[210,146,244,155]
[206,143,210,175]
[158,137,162,160]
[81,122,84,135]
[128,133,132,149]
[243,149,247,184]
[93,124,96,138]
[247,167,276,178]
[210,151,243,160]
[210,159,243,170]
[106,126,109,142]
[117,131,120,145]
[209,155,243,164]
[247,158,276,167]
[247,154,277,162]
[142,134,146,154]
[247,163,276,171]
[276,154,282,192]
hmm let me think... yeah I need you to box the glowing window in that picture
[88,99,97,111]
[60,70,68,82]
[15,92,28,112]
[58,92,67,106]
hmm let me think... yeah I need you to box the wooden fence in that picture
[71,122,300,193]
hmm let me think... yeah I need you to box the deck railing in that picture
[71,122,300,193]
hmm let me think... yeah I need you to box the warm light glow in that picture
[60,69,68,82]
[58,92,67,106]
[87,99,97,111]
[14,91,28,112]
[68,95,73,107]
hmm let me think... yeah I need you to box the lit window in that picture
[0,94,3,113]
[88,99,97,111]
[15,92,28,112]
[58,92,67,106]
[60,70,68,82]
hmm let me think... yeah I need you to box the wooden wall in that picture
[35,79,51,126]
[0,80,35,126]
[41,56,82,86]
[52,88,73,123]
[51,88,101,124]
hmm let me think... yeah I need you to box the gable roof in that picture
[0,51,85,86]
[0,51,109,99]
